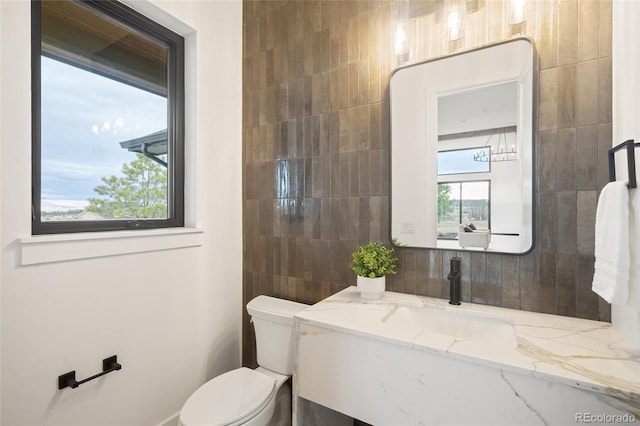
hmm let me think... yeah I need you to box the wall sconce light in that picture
[509,0,527,24]
[394,21,409,55]
[447,1,463,41]
[392,0,410,56]
[448,9,461,41]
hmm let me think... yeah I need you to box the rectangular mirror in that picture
[390,38,535,253]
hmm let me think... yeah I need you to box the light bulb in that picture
[448,10,461,41]
[394,22,408,55]
[510,0,526,24]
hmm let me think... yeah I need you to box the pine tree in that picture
[87,154,167,219]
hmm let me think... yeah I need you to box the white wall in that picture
[0,1,243,425]
[612,0,640,348]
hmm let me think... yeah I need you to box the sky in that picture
[40,56,167,212]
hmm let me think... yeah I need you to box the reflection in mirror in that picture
[437,149,490,175]
[390,38,535,253]
[437,181,490,241]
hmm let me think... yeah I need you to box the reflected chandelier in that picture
[473,128,517,162]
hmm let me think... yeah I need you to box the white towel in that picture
[592,181,630,304]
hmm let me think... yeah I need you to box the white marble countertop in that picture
[295,287,640,405]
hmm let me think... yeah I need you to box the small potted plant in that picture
[348,241,398,300]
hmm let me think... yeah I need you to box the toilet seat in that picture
[179,367,276,426]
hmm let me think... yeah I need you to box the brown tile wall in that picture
[242,0,612,367]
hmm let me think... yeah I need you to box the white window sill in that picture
[20,227,204,265]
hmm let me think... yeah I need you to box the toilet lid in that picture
[180,368,276,426]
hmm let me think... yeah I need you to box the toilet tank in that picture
[246,295,309,375]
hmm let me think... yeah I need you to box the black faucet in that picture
[448,257,461,305]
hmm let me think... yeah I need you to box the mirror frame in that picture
[389,37,537,254]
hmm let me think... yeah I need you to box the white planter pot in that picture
[357,275,386,300]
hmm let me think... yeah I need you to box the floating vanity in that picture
[293,288,640,425]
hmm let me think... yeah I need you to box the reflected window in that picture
[437,181,490,239]
[437,148,491,175]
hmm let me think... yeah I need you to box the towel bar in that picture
[58,355,121,389]
[608,139,639,189]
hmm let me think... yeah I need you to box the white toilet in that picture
[179,295,309,426]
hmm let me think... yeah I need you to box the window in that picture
[437,147,491,175]
[437,181,490,240]
[31,0,185,234]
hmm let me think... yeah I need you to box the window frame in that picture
[31,0,185,235]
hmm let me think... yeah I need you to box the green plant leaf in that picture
[348,241,398,278]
